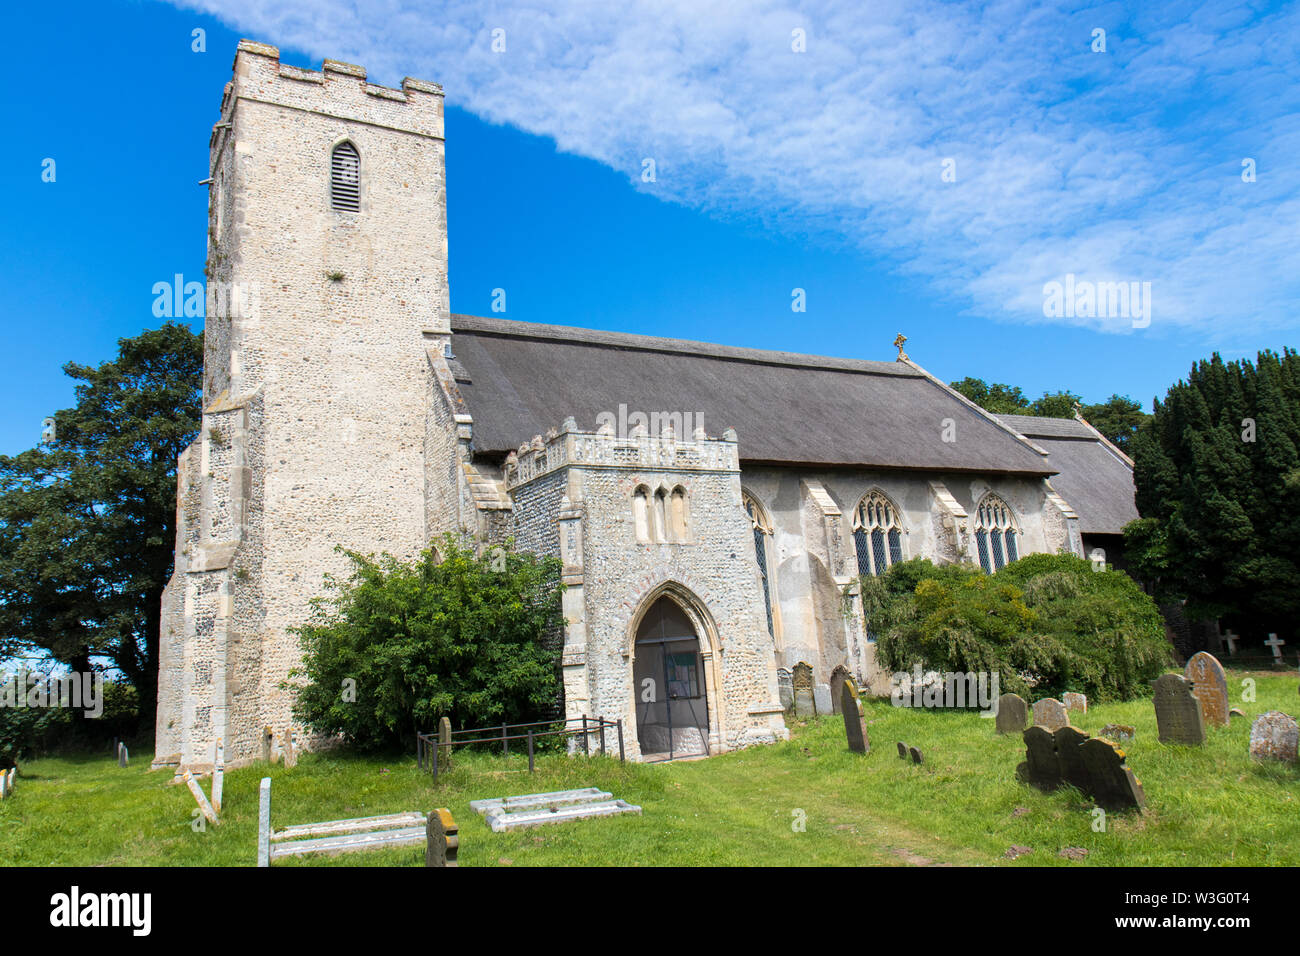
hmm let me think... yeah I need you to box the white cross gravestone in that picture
[1265,633,1286,662]
[1223,630,1239,656]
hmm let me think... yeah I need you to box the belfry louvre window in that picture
[853,491,905,577]
[330,142,360,211]
[974,494,1019,573]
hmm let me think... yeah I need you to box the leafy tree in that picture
[862,553,1169,701]
[1080,394,1149,453]
[0,323,202,733]
[950,377,1031,414]
[290,535,565,751]
[1030,390,1083,418]
[1124,349,1300,637]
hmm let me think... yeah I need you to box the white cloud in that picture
[167,0,1300,336]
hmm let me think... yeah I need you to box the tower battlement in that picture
[213,39,444,149]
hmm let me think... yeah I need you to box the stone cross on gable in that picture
[1265,633,1286,662]
[1222,629,1239,655]
[893,333,909,362]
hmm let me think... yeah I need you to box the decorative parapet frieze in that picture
[505,419,740,490]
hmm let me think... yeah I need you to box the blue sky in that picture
[1,0,1297,456]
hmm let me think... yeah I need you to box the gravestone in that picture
[1184,651,1229,728]
[1062,692,1087,714]
[425,808,459,867]
[1078,737,1146,810]
[792,662,815,717]
[777,668,793,711]
[1054,726,1091,793]
[995,693,1029,734]
[438,716,453,769]
[813,683,832,716]
[1153,673,1205,745]
[840,678,869,754]
[1019,726,1061,791]
[830,667,850,715]
[262,726,273,764]
[896,741,907,758]
[1249,711,1299,763]
[1100,723,1135,742]
[117,743,128,768]
[909,746,923,765]
[1032,698,1069,732]
[282,728,297,768]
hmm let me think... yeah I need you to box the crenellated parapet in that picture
[504,417,740,490]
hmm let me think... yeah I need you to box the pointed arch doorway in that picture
[633,596,711,760]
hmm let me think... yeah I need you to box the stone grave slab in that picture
[1078,737,1145,810]
[793,662,814,717]
[1154,673,1205,745]
[813,683,833,715]
[1062,692,1087,714]
[1184,652,1230,728]
[1032,698,1069,732]
[840,678,869,754]
[1020,726,1061,791]
[1054,726,1091,793]
[483,799,641,832]
[995,693,1029,734]
[1249,711,1299,763]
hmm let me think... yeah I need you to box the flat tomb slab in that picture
[269,825,428,859]
[484,799,641,832]
[272,811,426,842]
[469,788,611,814]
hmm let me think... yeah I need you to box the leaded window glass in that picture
[853,491,906,576]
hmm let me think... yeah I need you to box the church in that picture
[153,41,1138,770]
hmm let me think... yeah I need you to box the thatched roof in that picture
[449,315,1053,476]
[995,414,1139,534]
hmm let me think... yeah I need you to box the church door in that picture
[633,596,710,760]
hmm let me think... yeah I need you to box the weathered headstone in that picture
[1062,692,1087,714]
[1019,726,1061,791]
[840,678,870,754]
[813,683,832,716]
[183,770,219,825]
[117,743,128,768]
[1079,737,1145,810]
[896,741,907,758]
[776,668,793,711]
[1153,673,1205,745]
[1249,711,1299,763]
[1032,698,1069,732]
[1054,726,1091,793]
[792,662,814,717]
[257,777,271,868]
[282,727,297,768]
[212,737,225,815]
[1230,708,1245,719]
[1184,651,1229,728]
[995,693,1029,734]
[425,808,459,867]
[830,667,850,715]
[1100,723,1135,742]
[262,726,273,764]
[1264,633,1286,663]
[909,746,923,765]
[438,715,452,769]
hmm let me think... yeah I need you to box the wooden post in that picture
[212,737,225,814]
[257,778,271,867]
[617,719,625,762]
[582,716,589,755]
[501,722,508,756]
[183,770,219,826]
[438,716,451,771]
[527,729,535,773]
[599,716,606,755]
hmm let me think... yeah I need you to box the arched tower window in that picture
[632,486,651,543]
[974,493,1019,572]
[669,486,689,541]
[330,141,360,212]
[853,491,906,576]
[653,488,668,542]
[743,492,777,639]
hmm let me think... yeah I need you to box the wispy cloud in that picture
[166,0,1300,336]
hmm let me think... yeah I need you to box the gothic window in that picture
[974,493,1019,572]
[853,491,906,577]
[330,141,360,212]
[670,486,689,541]
[743,492,777,639]
[632,486,651,543]
[653,488,668,542]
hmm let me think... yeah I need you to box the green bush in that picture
[862,553,1170,702]
[290,535,565,751]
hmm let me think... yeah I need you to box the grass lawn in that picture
[3,668,1298,867]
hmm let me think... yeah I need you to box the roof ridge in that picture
[449,313,920,377]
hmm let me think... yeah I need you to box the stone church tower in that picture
[154,41,449,769]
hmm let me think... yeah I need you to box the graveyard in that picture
[2,665,1297,867]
